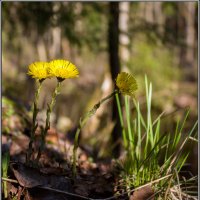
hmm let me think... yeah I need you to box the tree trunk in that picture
[145,2,154,24]
[108,2,121,158]
[49,3,61,58]
[37,37,48,61]
[154,2,164,35]
[178,2,196,81]
[138,2,146,20]
[119,2,130,71]
[50,27,61,58]
[185,2,195,70]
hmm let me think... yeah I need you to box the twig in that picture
[2,177,18,184]
[175,169,182,200]
[170,188,198,200]
[189,136,198,142]
[170,190,180,200]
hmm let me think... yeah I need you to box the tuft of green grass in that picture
[116,76,197,198]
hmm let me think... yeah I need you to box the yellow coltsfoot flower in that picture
[27,62,50,81]
[116,72,138,97]
[48,59,79,82]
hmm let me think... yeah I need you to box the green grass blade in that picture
[177,152,190,173]
[115,93,127,147]
[125,96,134,150]
[2,152,10,199]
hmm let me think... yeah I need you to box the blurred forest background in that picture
[2,2,198,174]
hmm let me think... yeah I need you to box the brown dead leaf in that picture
[7,182,18,197]
[73,173,114,199]
[10,162,48,188]
[130,186,154,200]
[11,162,73,194]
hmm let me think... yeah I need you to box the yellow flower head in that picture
[116,72,138,97]
[27,62,50,80]
[48,59,79,81]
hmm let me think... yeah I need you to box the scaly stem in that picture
[26,80,43,164]
[36,81,62,163]
[72,90,118,177]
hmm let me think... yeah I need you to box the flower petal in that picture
[48,59,79,80]
[27,62,50,80]
[116,72,138,97]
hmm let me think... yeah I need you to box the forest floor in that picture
[2,116,197,200]
[2,79,198,200]
[2,115,149,200]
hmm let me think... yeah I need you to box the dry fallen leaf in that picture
[130,186,154,200]
[10,162,48,188]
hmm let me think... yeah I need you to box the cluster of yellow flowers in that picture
[27,59,137,97]
[27,59,79,81]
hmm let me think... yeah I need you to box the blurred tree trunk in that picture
[50,3,61,58]
[185,2,195,70]
[108,2,121,158]
[139,2,164,34]
[138,2,146,20]
[178,2,196,81]
[50,27,61,58]
[145,2,154,24]
[119,2,130,71]
[154,2,164,35]
[37,37,48,61]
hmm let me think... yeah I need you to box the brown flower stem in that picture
[72,90,118,177]
[35,81,62,163]
[26,80,43,164]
